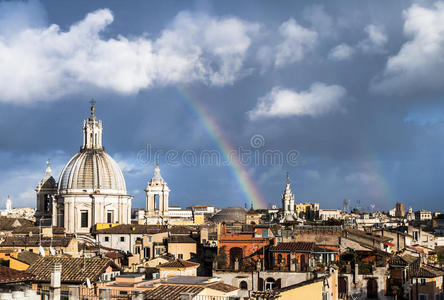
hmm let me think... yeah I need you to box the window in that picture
[148,236,152,243]
[265,278,275,290]
[107,211,113,223]
[135,247,140,254]
[239,281,248,290]
[156,248,161,255]
[144,247,150,259]
[120,236,125,242]
[81,211,88,228]
[104,236,109,242]
[419,294,428,300]
[178,254,183,259]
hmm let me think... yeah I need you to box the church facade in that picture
[35,104,133,234]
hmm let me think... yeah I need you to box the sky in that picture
[1,0,444,212]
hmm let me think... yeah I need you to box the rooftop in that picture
[0,266,34,283]
[27,257,120,283]
[157,259,199,269]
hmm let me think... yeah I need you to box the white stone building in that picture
[319,209,341,220]
[281,174,297,222]
[35,104,132,234]
[145,164,170,224]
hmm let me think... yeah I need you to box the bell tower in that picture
[82,98,103,151]
[145,163,170,224]
[282,172,295,216]
[35,160,57,226]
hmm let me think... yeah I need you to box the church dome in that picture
[58,104,127,195]
[210,207,246,223]
[58,149,127,195]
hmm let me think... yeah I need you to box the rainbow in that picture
[176,86,267,209]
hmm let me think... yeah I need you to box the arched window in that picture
[239,281,248,290]
[154,194,159,210]
[265,278,276,290]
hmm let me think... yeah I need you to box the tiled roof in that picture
[13,251,41,265]
[410,265,444,278]
[95,224,167,234]
[0,266,34,283]
[169,226,194,235]
[0,218,33,231]
[27,257,119,283]
[0,236,74,247]
[12,226,65,235]
[269,242,316,252]
[390,254,420,267]
[168,235,196,244]
[207,282,238,293]
[157,259,199,268]
[144,285,204,300]
[105,252,124,259]
[344,229,393,243]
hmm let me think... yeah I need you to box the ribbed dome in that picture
[58,149,127,194]
[211,207,246,223]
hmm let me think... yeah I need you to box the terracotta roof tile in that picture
[12,226,65,235]
[95,224,167,235]
[0,266,34,283]
[410,265,444,278]
[168,236,196,244]
[208,282,238,293]
[13,251,41,265]
[157,259,199,268]
[0,236,74,247]
[269,242,316,252]
[27,257,120,283]
[144,285,204,300]
[0,218,33,231]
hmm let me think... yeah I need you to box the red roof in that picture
[384,242,395,247]
[269,242,316,252]
[157,259,200,268]
[0,266,34,283]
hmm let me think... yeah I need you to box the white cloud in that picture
[274,18,318,67]
[328,43,355,61]
[0,7,259,103]
[248,82,347,119]
[372,2,444,94]
[358,24,388,53]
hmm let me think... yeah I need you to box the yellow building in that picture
[167,235,197,260]
[253,273,337,300]
[9,251,41,270]
[0,236,78,257]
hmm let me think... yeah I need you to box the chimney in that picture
[50,263,62,300]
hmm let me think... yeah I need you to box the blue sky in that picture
[1,0,444,212]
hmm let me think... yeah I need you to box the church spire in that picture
[45,159,52,179]
[82,99,103,150]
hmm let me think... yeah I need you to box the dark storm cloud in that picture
[1,0,443,212]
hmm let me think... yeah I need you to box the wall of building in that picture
[167,242,196,260]
[280,279,324,300]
